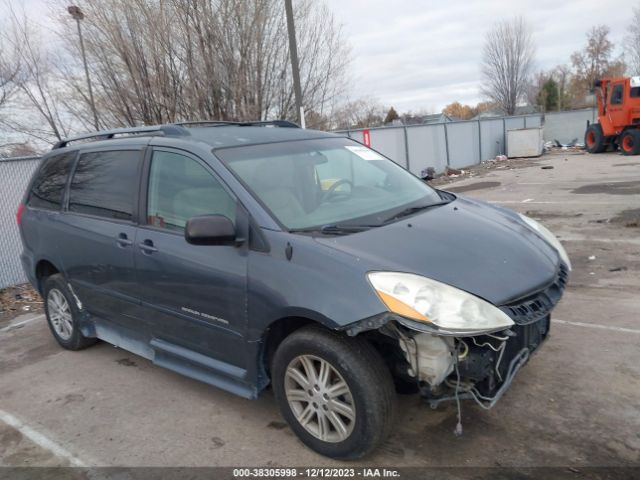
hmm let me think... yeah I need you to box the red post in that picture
[362,129,371,147]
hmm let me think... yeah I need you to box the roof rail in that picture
[52,125,190,150]
[175,120,300,129]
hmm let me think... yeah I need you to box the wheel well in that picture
[35,260,59,294]
[259,317,404,386]
[262,317,316,377]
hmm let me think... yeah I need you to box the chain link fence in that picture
[0,156,41,289]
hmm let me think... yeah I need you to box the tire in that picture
[585,124,607,153]
[43,274,97,350]
[619,130,640,156]
[272,326,397,459]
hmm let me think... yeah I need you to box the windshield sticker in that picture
[345,145,385,160]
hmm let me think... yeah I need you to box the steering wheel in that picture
[320,179,354,203]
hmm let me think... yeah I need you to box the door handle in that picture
[139,239,158,254]
[116,233,133,247]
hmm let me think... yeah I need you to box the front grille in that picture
[500,263,569,325]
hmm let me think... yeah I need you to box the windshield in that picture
[216,137,445,231]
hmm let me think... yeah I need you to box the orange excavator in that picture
[585,76,640,155]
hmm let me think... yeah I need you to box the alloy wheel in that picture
[47,288,73,340]
[284,354,356,443]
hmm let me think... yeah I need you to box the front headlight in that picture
[367,272,514,335]
[518,214,572,271]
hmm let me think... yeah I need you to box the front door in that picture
[134,148,248,369]
[607,82,626,133]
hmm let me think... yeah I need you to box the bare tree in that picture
[55,0,350,127]
[1,4,73,142]
[626,5,640,75]
[0,43,19,111]
[569,25,625,107]
[330,98,386,130]
[480,17,536,115]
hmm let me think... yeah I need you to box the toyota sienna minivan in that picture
[18,121,570,459]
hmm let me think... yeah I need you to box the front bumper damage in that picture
[343,291,559,410]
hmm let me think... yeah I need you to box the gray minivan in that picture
[18,121,569,459]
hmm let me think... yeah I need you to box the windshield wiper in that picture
[290,224,377,235]
[319,224,378,235]
[382,201,451,224]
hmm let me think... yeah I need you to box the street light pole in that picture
[68,6,99,131]
[284,0,305,128]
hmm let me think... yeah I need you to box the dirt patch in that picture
[613,162,640,167]
[446,181,501,193]
[525,210,583,219]
[428,157,544,188]
[0,284,43,327]
[611,209,640,228]
[571,181,640,195]
[116,358,137,367]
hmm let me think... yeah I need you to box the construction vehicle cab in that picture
[586,76,640,155]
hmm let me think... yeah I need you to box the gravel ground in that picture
[0,283,43,327]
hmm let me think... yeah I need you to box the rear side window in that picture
[28,153,76,210]
[68,150,141,221]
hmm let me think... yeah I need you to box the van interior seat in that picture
[251,160,305,225]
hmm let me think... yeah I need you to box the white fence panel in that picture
[368,127,407,168]
[479,119,505,160]
[446,121,480,169]
[543,108,596,143]
[406,124,447,175]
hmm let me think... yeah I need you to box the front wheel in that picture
[272,326,396,459]
[585,124,607,153]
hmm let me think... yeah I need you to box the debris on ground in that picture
[0,283,43,324]
[609,266,628,272]
[429,155,545,188]
[495,155,508,161]
[541,165,554,170]
[420,167,436,181]
[445,166,464,177]
[544,139,585,153]
[588,255,596,260]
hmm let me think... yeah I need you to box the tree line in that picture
[2,1,640,154]
[0,0,350,151]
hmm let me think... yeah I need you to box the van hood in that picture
[314,196,560,306]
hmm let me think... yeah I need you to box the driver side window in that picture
[147,151,236,232]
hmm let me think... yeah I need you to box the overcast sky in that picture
[324,0,631,112]
[8,0,634,114]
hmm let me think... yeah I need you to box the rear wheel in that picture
[585,124,607,153]
[43,274,96,350]
[272,326,396,459]
[619,130,640,156]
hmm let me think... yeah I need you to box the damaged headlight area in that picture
[379,314,549,410]
[367,272,514,336]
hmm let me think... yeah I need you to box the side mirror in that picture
[185,214,236,246]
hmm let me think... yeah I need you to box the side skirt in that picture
[80,315,258,400]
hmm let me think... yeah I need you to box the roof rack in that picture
[175,120,300,129]
[52,125,190,150]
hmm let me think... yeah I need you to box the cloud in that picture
[326,0,630,112]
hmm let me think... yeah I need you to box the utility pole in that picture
[284,0,305,128]
[68,6,99,131]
